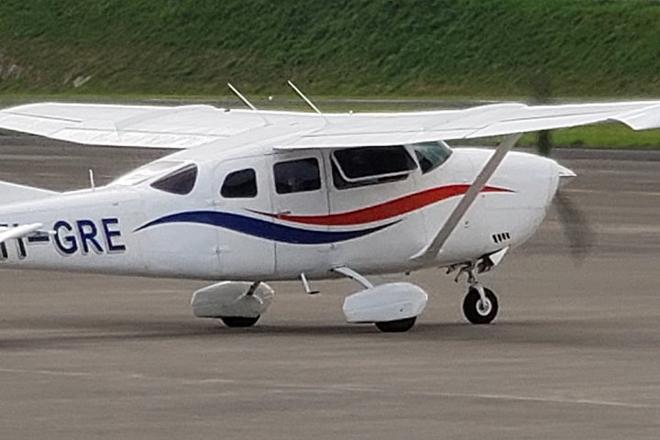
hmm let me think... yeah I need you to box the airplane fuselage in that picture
[0,147,562,281]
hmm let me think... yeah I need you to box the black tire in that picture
[220,315,260,328]
[463,287,498,324]
[374,317,417,333]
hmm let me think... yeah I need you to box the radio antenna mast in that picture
[227,82,270,125]
[287,80,328,122]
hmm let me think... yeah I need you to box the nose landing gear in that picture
[454,263,499,324]
[463,286,498,324]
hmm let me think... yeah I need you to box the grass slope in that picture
[1,0,660,97]
[0,0,659,148]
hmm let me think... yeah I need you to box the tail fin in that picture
[0,181,58,205]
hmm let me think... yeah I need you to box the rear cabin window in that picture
[332,145,417,190]
[221,168,257,198]
[413,141,452,174]
[151,164,198,195]
[274,158,321,194]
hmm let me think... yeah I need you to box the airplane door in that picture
[324,146,427,271]
[213,156,275,278]
[269,151,330,277]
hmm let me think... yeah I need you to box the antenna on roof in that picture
[227,82,270,125]
[227,82,257,111]
[88,169,96,191]
[287,80,328,122]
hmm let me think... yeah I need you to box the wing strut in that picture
[412,133,522,263]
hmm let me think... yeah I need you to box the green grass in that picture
[520,125,660,149]
[1,0,660,98]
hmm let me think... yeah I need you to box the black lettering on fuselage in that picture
[53,218,126,257]
[0,223,7,260]
[12,224,27,259]
[101,218,126,253]
[76,220,104,254]
[53,220,79,255]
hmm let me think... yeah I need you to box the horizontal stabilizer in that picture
[0,181,58,205]
[0,223,43,244]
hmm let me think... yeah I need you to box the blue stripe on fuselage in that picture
[135,211,398,245]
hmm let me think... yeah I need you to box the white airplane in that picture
[0,86,659,332]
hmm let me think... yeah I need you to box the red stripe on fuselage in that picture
[257,184,512,226]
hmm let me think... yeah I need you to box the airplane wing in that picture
[0,103,319,149]
[1,100,660,150]
[280,101,660,149]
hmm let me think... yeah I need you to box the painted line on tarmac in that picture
[0,367,654,409]
[564,188,660,197]
[541,222,660,234]
[0,367,94,377]
[421,391,653,409]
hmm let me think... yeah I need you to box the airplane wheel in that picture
[463,287,498,324]
[220,316,260,328]
[375,317,417,333]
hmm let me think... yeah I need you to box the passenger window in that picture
[332,146,417,190]
[413,141,452,174]
[274,158,321,194]
[221,168,257,198]
[151,164,198,195]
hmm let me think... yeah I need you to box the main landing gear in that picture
[374,317,417,333]
[191,281,274,329]
[333,267,428,333]
[454,263,499,324]
[220,315,261,328]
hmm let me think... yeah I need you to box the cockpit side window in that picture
[151,164,198,195]
[332,145,417,190]
[221,168,257,198]
[274,158,321,194]
[413,141,452,174]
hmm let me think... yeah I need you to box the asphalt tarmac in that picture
[0,134,659,439]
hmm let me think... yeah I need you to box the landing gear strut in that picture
[455,263,499,324]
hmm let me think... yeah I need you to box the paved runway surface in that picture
[1,133,659,439]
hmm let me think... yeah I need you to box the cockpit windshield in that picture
[150,164,198,195]
[412,141,452,174]
[112,161,186,186]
